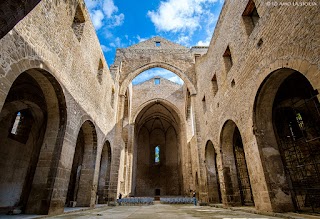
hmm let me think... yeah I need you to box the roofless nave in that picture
[0,0,319,216]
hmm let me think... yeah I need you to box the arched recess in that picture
[132,99,187,197]
[205,140,221,203]
[97,141,112,204]
[253,68,320,213]
[119,62,196,96]
[220,120,254,206]
[0,69,67,214]
[66,120,98,207]
[131,98,184,124]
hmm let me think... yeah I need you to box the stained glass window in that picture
[155,145,160,163]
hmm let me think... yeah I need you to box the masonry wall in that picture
[0,0,118,214]
[131,78,185,119]
[0,0,117,134]
[195,0,319,212]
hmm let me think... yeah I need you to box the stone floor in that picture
[1,204,320,219]
[45,205,281,219]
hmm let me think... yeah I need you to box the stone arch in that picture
[0,68,67,214]
[220,120,254,206]
[120,62,196,96]
[253,67,320,212]
[66,120,98,208]
[132,98,187,197]
[131,98,185,125]
[248,58,319,111]
[205,140,221,203]
[97,140,112,204]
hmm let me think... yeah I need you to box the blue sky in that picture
[84,0,224,84]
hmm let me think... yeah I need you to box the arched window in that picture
[9,110,33,144]
[11,111,21,135]
[155,145,160,164]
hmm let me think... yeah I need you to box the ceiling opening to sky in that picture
[132,68,184,85]
[84,0,224,82]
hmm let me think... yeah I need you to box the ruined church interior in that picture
[0,0,319,217]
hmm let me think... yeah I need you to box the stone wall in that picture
[0,0,118,214]
[131,77,185,120]
[195,0,320,212]
[0,0,319,215]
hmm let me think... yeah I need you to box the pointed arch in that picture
[120,62,196,96]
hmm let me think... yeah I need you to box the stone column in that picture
[108,94,126,203]
[125,123,134,195]
[190,94,208,204]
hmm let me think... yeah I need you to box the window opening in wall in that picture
[155,145,160,164]
[242,0,260,35]
[186,89,191,119]
[72,5,86,42]
[154,78,160,85]
[11,112,21,135]
[9,110,33,144]
[231,79,235,87]
[111,88,115,108]
[223,46,233,74]
[155,41,161,47]
[257,38,263,48]
[212,74,218,96]
[202,96,207,112]
[194,54,201,62]
[97,59,104,84]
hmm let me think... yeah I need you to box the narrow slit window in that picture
[11,112,21,135]
[194,54,201,62]
[202,96,207,112]
[155,146,160,164]
[242,0,260,36]
[97,59,104,84]
[9,110,33,144]
[154,78,160,85]
[223,46,233,74]
[111,88,115,108]
[186,89,191,119]
[72,5,86,41]
[211,74,218,96]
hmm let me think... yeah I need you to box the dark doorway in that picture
[273,72,320,212]
[233,128,254,206]
[205,141,222,203]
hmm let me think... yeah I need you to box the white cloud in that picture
[110,13,125,27]
[101,44,111,52]
[85,0,125,31]
[103,0,119,18]
[109,37,124,48]
[147,0,218,34]
[91,10,104,30]
[168,76,184,84]
[103,30,113,39]
[177,35,190,46]
[137,35,148,42]
[132,68,184,85]
[196,39,210,46]
[192,10,218,47]
[84,0,98,11]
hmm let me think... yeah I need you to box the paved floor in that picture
[1,204,319,219]
[45,204,282,219]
